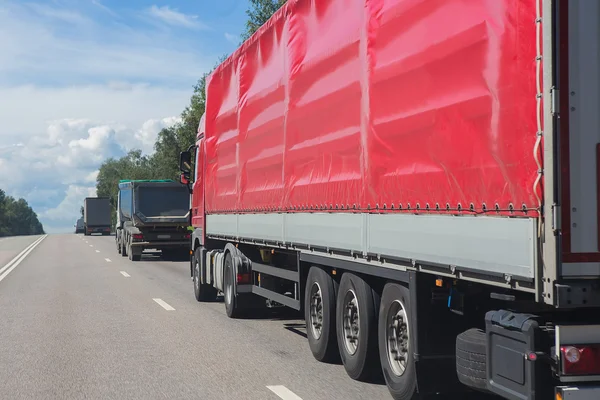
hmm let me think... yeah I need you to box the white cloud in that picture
[0,1,218,233]
[224,32,238,44]
[0,116,180,233]
[24,3,91,25]
[0,84,190,146]
[91,0,119,18]
[40,184,97,233]
[147,5,206,29]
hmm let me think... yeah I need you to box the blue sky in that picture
[0,0,251,233]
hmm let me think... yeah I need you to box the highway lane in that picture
[0,235,42,269]
[0,233,392,400]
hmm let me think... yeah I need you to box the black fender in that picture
[223,243,252,297]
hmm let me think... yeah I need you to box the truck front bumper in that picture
[130,241,189,249]
[557,386,600,399]
[87,227,111,233]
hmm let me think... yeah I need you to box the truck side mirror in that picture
[179,151,192,173]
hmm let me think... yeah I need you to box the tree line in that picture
[0,189,45,237]
[96,0,286,223]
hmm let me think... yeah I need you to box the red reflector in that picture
[132,234,143,240]
[185,234,191,239]
[236,273,250,284]
[561,345,600,375]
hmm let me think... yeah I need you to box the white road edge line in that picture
[266,386,303,400]
[0,235,46,276]
[0,235,47,284]
[105,258,112,262]
[120,271,130,277]
[153,298,175,311]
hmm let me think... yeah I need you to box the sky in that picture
[0,0,248,233]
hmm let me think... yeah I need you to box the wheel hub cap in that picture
[342,290,360,355]
[194,260,200,290]
[386,300,410,376]
[309,282,323,339]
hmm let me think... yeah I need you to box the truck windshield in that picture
[137,186,189,217]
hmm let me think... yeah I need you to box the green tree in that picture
[0,189,45,237]
[242,0,286,40]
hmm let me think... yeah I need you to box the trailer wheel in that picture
[378,283,417,400]
[336,273,381,381]
[224,252,242,318]
[455,328,488,392]
[128,243,141,261]
[193,247,217,302]
[305,267,339,363]
[121,239,127,257]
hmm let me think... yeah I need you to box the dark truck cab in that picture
[115,180,191,262]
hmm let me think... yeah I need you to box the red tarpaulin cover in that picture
[204,0,539,216]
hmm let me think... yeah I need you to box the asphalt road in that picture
[0,233,395,400]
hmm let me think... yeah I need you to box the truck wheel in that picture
[193,247,217,302]
[121,240,127,257]
[128,245,141,261]
[378,283,417,400]
[224,252,242,318]
[336,273,381,381]
[305,267,339,363]
[456,328,488,392]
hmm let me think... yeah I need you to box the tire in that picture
[224,252,242,318]
[121,239,127,257]
[456,328,488,392]
[378,283,417,400]
[193,247,217,302]
[305,267,339,363]
[336,273,381,381]
[128,243,141,261]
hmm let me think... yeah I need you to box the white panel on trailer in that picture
[206,213,537,280]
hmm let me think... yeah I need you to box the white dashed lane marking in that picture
[267,386,303,400]
[153,298,175,311]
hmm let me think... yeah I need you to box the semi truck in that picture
[83,197,111,236]
[115,180,191,262]
[177,0,600,399]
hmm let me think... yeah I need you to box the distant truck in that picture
[83,197,111,236]
[74,218,84,234]
[115,180,191,262]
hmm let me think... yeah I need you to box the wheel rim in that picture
[194,258,200,291]
[386,299,410,377]
[309,282,323,339]
[342,289,360,355]
[225,267,232,304]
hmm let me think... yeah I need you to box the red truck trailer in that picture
[178,0,600,398]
